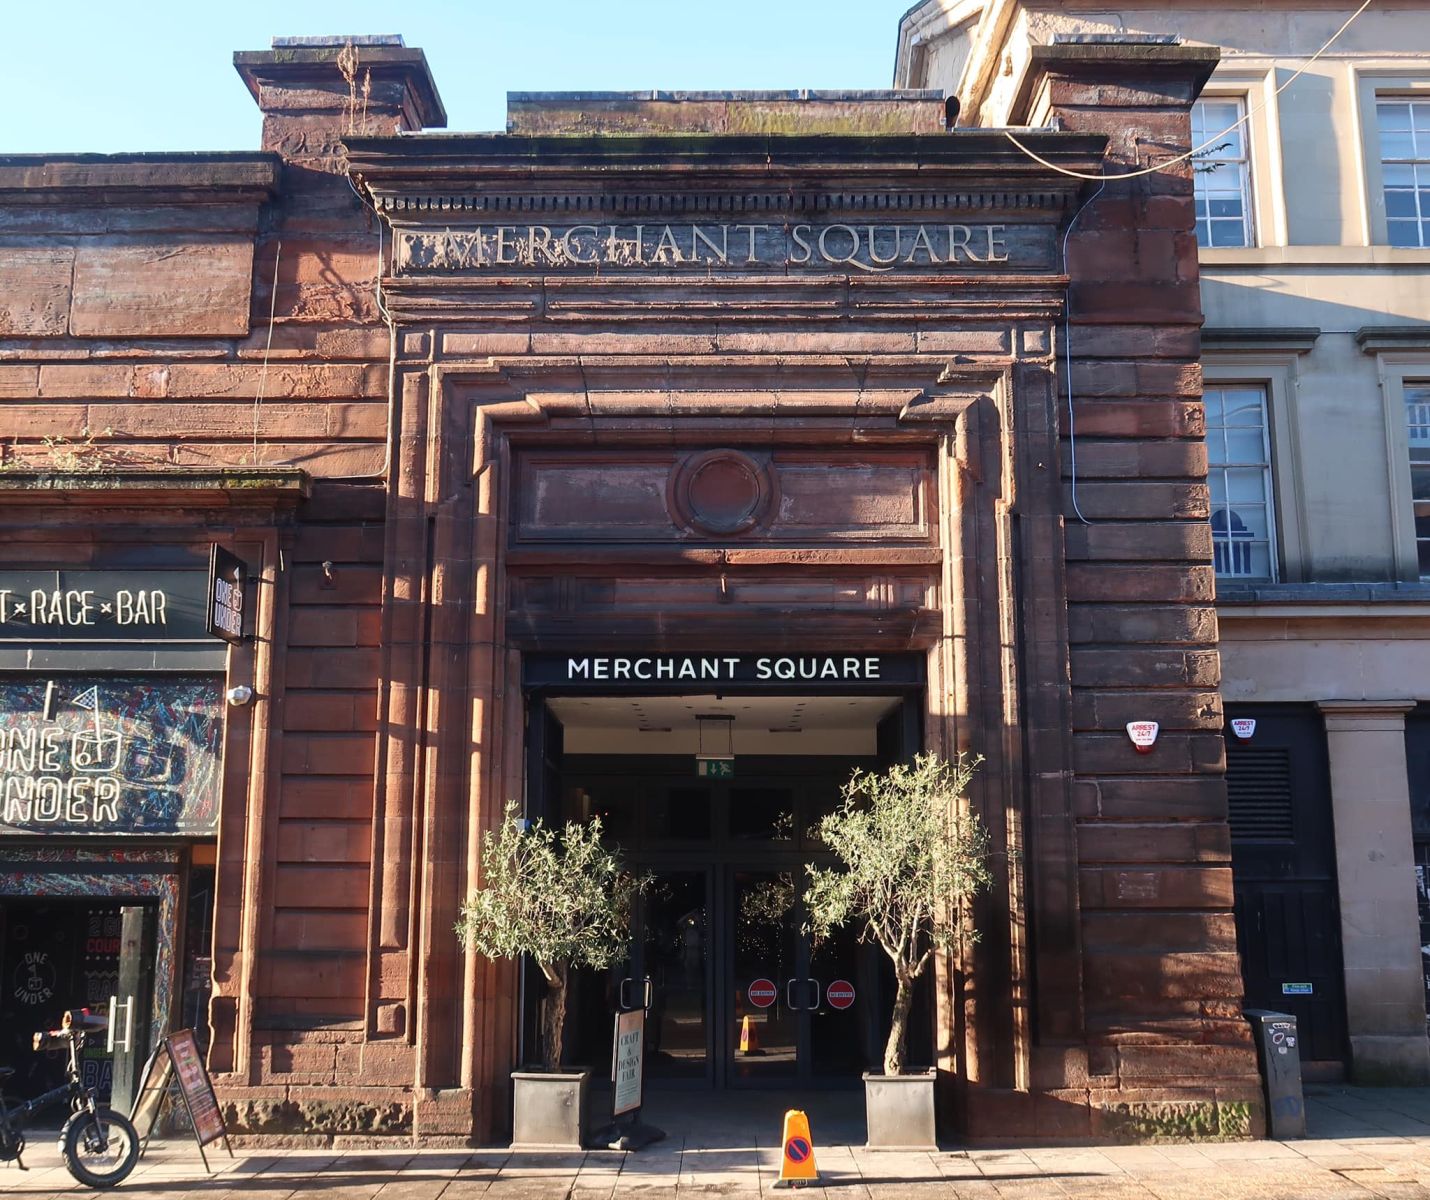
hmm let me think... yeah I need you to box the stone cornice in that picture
[0,468,310,509]
[1202,327,1319,355]
[0,154,281,206]
[234,44,447,128]
[368,186,1074,219]
[346,130,1107,213]
[1356,325,1430,354]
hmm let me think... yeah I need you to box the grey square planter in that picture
[864,1070,937,1149]
[511,1069,589,1149]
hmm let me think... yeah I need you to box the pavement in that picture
[8,1085,1430,1198]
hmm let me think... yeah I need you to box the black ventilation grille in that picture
[1227,746,1296,841]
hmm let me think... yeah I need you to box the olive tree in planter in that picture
[456,801,639,1149]
[805,753,992,1150]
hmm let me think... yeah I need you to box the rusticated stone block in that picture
[70,237,254,336]
[1070,646,1220,688]
[221,1095,411,1136]
[1076,822,1231,865]
[1091,1097,1244,1142]
[1080,865,1235,910]
[0,246,72,335]
[1070,400,1205,440]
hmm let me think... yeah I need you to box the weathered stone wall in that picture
[0,41,435,1138]
[0,33,1265,1145]
[1011,44,1262,1138]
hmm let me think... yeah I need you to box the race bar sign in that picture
[0,570,207,642]
[206,546,247,644]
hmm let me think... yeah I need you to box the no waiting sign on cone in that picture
[774,1109,819,1189]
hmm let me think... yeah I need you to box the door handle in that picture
[618,977,654,1011]
[106,995,134,1053]
[785,979,820,1011]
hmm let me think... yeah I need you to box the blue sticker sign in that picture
[1281,982,1314,996]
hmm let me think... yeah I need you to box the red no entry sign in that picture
[747,978,778,1008]
[827,979,855,1010]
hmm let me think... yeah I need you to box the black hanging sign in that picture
[206,546,247,644]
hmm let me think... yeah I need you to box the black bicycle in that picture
[0,1008,140,1188]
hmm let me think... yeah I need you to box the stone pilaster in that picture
[1318,700,1430,1084]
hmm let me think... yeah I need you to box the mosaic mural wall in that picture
[0,677,223,836]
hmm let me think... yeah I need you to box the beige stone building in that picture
[897,0,1430,1084]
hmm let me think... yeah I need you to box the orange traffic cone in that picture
[740,1014,759,1053]
[774,1109,818,1189]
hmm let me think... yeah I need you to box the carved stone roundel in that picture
[669,449,776,536]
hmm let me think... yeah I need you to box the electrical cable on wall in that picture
[1061,182,1106,526]
[1023,0,1373,524]
[1004,0,1374,181]
[252,241,282,462]
[347,175,401,485]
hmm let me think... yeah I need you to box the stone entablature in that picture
[350,133,1099,331]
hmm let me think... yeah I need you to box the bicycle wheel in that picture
[59,1109,139,1189]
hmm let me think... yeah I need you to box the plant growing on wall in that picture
[805,753,992,1076]
[456,801,640,1072]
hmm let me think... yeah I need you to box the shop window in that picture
[1206,385,1277,581]
[1406,382,1430,577]
[1377,99,1430,248]
[1193,98,1255,248]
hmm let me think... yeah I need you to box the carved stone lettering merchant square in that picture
[392,222,1021,273]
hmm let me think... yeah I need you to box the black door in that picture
[0,898,156,1103]
[1402,708,1430,1027]
[1225,706,1348,1065]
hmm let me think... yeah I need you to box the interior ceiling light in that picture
[697,714,736,761]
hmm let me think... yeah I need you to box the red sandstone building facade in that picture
[0,36,1262,1141]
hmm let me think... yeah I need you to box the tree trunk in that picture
[884,967,914,1076]
[539,961,569,1072]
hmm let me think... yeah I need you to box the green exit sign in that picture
[697,759,734,779]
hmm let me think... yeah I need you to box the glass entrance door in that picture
[724,866,870,1088]
[633,871,711,1082]
[728,869,801,1084]
[559,760,901,1090]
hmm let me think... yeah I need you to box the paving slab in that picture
[9,1086,1430,1199]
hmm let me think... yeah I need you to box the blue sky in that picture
[8,1,913,155]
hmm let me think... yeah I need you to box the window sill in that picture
[1201,246,1430,267]
[1217,581,1430,604]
